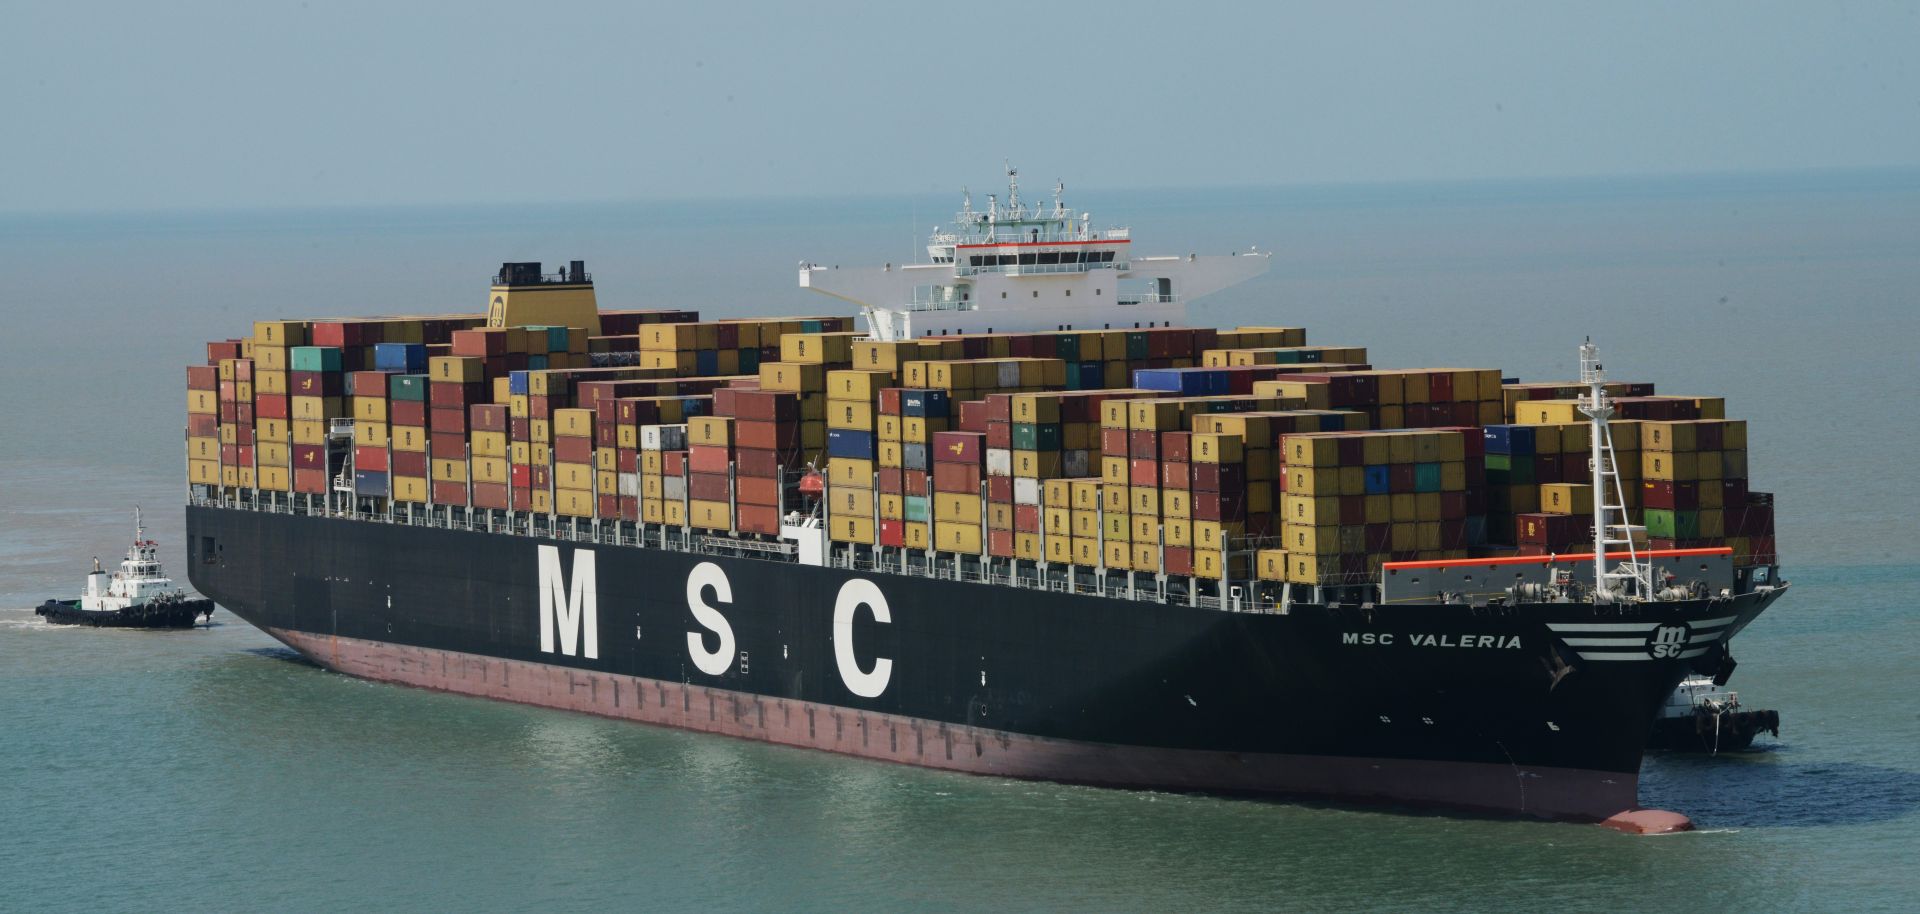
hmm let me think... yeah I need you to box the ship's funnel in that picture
[486,261,600,334]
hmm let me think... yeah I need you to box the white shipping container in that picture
[662,476,688,501]
[617,472,640,497]
[985,447,1012,478]
[997,362,1021,388]
[641,424,688,451]
[1013,477,1041,505]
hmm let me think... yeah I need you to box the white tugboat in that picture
[38,508,214,628]
[800,166,1271,339]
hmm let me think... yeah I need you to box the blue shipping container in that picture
[1483,424,1536,455]
[508,371,531,395]
[354,470,390,497]
[1364,465,1391,494]
[901,389,951,418]
[373,343,427,373]
[827,429,877,460]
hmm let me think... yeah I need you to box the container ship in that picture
[184,174,1785,833]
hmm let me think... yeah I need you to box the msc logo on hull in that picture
[535,547,893,698]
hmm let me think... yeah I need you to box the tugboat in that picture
[37,508,214,628]
[1647,676,1782,753]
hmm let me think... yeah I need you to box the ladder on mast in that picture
[1577,339,1655,602]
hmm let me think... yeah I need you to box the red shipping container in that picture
[618,449,638,473]
[293,445,325,469]
[472,482,510,510]
[689,473,731,501]
[1100,427,1129,455]
[620,496,639,522]
[510,464,531,488]
[1389,463,1416,493]
[432,432,467,459]
[511,486,535,510]
[430,406,467,434]
[206,340,242,364]
[1439,491,1467,521]
[429,382,480,409]
[734,448,789,478]
[1428,373,1454,403]
[985,422,1012,449]
[878,519,906,547]
[1192,491,1247,522]
[391,450,428,477]
[1014,504,1040,533]
[1515,512,1592,547]
[720,389,799,422]
[188,414,219,437]
[738,504,782,535]
[289,371,343,397]
[931,463,978,495]
[355,446,389,472]
[294,468,328,494]
[736,420,799,451]
[956,400,989,433]
[878,389,903,416]
[1128,430,1159,460]
[1128,459,1159,487]
[1162,432,1191,463]
[596,424,616,448]
[509,417,531,440]
[221,444,239,465]
[876,468,903,494]
[528,396,552,421]
[553,436,593,464]
[434,481,468,505]
[311,320,379,348]
[391,400,427,426]
[1192,463,1244,493]
[985,395,1013,423]
[1163,546,1193,575]
[187,365,218,390]
[901,469,928,495]
[234,402,255,426]
[987,476,1013,502]
[1721,478,1748,509]
[688,445,730,475]
[219,401,238,423]
[662,451,686,477]
[450,328,509,357]
[236,445,254,467]
[531,466,550,490]
[987,529,1015,558]
[931,432,985,464]
[1365,523,1392,552]
[597,494,619,518]
[736,476,782,507]
[1159,461,1192,490]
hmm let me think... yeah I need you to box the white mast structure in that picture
[1577,339,1655,602]
[799,166,1271,340]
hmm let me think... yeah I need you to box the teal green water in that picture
[2,173,1917,911]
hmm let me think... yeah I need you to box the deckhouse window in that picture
[1038,252,1060,265]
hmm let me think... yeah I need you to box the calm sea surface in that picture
[2,173,1917,912]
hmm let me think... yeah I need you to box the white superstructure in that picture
[800,168,1270,340]
[80,507,189,611]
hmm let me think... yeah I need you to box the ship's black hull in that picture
[185,505,1786,828]
[36,597,212,628]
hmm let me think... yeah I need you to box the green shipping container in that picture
[1051,335,1081,362]
[290,345,342,373]
[1126,333,1149,360]
[389,374,430,401]
[1011,422,1064,451]
[1644,508,1699,539]
[904,495,929,523]
[1413,462,1442,493]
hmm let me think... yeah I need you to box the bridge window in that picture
[1062,252,1081,264]
[998,255,1015,266]
[1038,252,1060,265]
[1018,253,1037,265]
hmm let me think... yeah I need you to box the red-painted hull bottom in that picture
[269,628,1689,833]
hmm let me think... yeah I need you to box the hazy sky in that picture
[3,1,1916,213]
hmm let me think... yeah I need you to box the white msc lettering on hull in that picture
[537,545,598,659]
[686,561,736,676]
[833,578,893,698]
[1341,631,1521,649]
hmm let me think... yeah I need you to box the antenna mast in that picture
[1577,340,1653,601]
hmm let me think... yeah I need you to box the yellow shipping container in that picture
[1045,535,1073,565]
[760,362,828,393]
[934,493,982,522]
[831,515,877,544]
[1105,540,1132,571]
[353,397,388,423]
[689,499,731,529]
[689,416,734,446]
[828,458,873,487]
[1256,549,1289,581]
[292,420,327,446]
[831,485,876,518]
[1281,494,1340,526]
[430,356,485,384]
[1104,512,1131,542]
[1540,483,1594,516]
[1642,421,1698,452]
[781,332,855,365]
[1284,435,1341,467]
[471,431,508,458]
[555,408,595,438]
[256,441,291,467]
[1642,450,1698,481]
[1284,523,1342,555]
[934,521,982,553]
[1012,449,1063,478]
[391,425,427,452]
[187,436,219,460]
[472,457,509,484]
[828,401,875,431]
[1191,433,1243,464]
[432,458,468,483]
[188,459,220,485]
[256,466,290,491]
[1286,554,1341,585]
[1514,400,1581,425]
[392,475,429,503]
[554,463,593,490]
[827,369,891,401]
[187,390,218,415]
